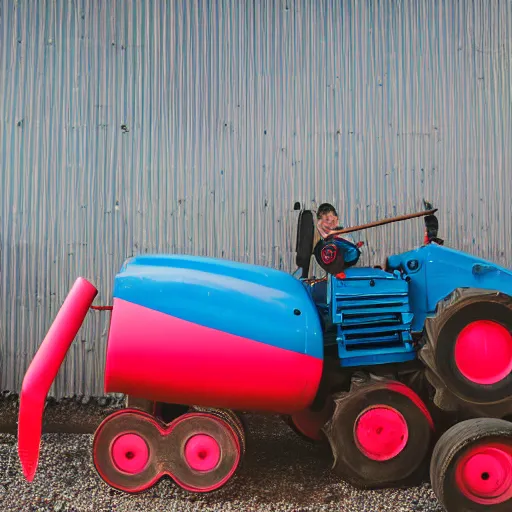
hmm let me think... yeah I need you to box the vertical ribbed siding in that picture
[0,0,511,397]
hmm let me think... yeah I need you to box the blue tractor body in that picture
[306,243,512,369]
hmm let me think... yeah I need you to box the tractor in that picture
[17,206,512,511]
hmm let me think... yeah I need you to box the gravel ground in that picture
[0,396,443,512]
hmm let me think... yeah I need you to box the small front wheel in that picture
[170,411,243,492]
[93,409,162,493]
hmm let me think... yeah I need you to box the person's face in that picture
[319,212,338,230]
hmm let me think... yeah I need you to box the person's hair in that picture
[317,203,338,219]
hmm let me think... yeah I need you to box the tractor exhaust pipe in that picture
[17,277,98,481]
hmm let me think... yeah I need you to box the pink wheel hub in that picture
[354,406,409,461]
[184,434,221,472]
[455,320,512,385]
[111,433,150,474]
[456,444,512,505]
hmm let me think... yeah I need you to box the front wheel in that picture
[324,379,435,488]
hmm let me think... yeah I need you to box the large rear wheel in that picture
[420,289,512,415]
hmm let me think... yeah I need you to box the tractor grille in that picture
[330,272,415,367]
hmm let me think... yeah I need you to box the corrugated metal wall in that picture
[1,0,511,397]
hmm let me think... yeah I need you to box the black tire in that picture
[430,418,512,511]
[420,290,512,407]
[324,380,434,488]
[295,209,315,278]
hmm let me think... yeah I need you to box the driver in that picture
[314,203,362,276]
[316,203,341,239]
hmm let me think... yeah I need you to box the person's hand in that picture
[316,221,331,239]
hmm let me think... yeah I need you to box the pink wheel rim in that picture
[455,444,512,505]
[111,433,150,474]
[354,406,409,461]
[184,434,221,472]
[454,320,512,385]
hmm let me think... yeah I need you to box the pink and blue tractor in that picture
[17,208,512,511]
